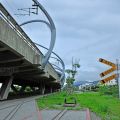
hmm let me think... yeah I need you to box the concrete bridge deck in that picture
[0,3,61,100]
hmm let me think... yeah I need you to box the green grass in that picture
[36,92,75,110]
[36,92,120,120]
[75,92,120,120]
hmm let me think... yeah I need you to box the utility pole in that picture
[116,59,120,99]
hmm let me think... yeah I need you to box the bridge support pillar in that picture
[0,76,13,100]
[42,86,45,95]
[50,88,53,93]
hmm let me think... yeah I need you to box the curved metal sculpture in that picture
[20,20,51,30]
[32,0,56,68]
[20,19,55,69]
[52,63,65,81]
[20,20,65,86]
[20,0,56,68]
[20,0,65,86]
[35,42,65,86]
[50,56,65,83]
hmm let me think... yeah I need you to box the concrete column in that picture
[42,86,45,95]
[11,84,18,93]
[0,76,13,100]
[50,88,52,93]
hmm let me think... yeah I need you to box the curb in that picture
[86,108,91,120]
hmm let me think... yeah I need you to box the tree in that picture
[65,58,80,94]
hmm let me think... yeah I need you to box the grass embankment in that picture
[36,92,120,120]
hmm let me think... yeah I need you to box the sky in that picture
[1,0,120,82]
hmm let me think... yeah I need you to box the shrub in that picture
[99,85,118,97]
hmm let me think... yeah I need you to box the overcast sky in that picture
[1,0,120,82]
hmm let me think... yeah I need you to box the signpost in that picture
[99,58,117,83]
[99,58,120,99]
[100,74,117,84]
[116,59,120,99]
[100,67,116,77]
[99,58,116,67]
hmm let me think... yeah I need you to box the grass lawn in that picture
[36,92,120,120]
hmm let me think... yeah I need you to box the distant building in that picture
[74,80,99,90]
[104,79,117,86]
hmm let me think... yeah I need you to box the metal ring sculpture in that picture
[20,20,65,86]
[32,0,56,68]
[34,42,65,86]
[21,0,56,69]
[20,0,65,86]
[50,56,65,82]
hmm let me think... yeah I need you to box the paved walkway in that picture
[39,109,91,120]
[0,97,39,120]
[0,96,101,120]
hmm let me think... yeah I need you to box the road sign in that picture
[99,58,117,84]
[101,74,117,84]
[100,67,117,77]
[99,58,116,67]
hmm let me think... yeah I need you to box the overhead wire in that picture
[3,0,21,18]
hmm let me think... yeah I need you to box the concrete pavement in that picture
[0,97,39,120]
[39,109,91,120]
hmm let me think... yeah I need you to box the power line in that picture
[3,0,21,17]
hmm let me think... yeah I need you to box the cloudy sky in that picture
[1,0,120,82]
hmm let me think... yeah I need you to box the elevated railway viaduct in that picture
[0,2,64,100]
